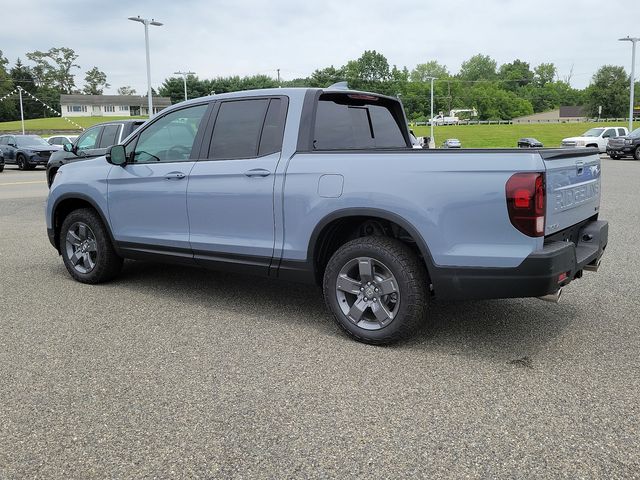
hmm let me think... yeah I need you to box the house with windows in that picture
[60,94,172,117]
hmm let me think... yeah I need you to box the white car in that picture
[561,126,628,153]
[46,135,78,147]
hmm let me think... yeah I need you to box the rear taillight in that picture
[506,172,545,237]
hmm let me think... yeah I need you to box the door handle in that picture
[244,168,271,178]
[165,172,186,180]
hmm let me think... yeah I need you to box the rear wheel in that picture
[0,163,4,172]
[609,154,621,160]
[323,236,428,345]
[59,208,123,284]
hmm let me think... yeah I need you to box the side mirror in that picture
[8,142,16,148]
[106,145,127,166]
[63,142,74,152]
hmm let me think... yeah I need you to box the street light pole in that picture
[174,71,195,101]
[129,16,163,118]
[426,76,437,148]
[17,86,25,135]
[619,36,639,131]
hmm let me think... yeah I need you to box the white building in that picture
[60,94,172,117]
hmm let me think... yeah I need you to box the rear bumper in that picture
[431,220,608,301]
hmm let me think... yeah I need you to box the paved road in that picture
[0,159,638,478]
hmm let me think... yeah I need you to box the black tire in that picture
[59,208,123,284]
[0,164,4,172]
[634,147,640,161]
[48,168,58,187]
[609,154,621,160]
[323,236,428,345]
[17,154,26,170]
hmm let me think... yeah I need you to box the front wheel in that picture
[323,237,428,344]
[60,208,123,284]
[634,147,640,161]
[609,154,621,160]
[17,154,27,170]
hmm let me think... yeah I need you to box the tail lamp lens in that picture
[506,172,545,237]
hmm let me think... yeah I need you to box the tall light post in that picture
[128,16,163,118]
[174,71,195,101]
[425,76,437,148]
[619,36,639,131]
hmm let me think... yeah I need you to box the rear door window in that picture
[313,94,407,150]
[98,124,122,148]
[618,128,626,137]
[209,99,269,159]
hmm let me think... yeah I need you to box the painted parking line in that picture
[0,180,46,186]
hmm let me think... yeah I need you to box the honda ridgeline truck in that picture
[46,87,608,344]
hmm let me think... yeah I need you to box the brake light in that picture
[506,172,545,237]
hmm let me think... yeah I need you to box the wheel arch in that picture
[51,194,117,253]
[307,208,437,287]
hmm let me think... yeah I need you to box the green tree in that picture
[585,65,629,117]
[10,58,43,119]
[534,63,556,86]
[458,54,497,81]
[25,47,80,93]
[117,85,137,95]
[498,59,533,90]
[345,50,391,86]
[308,66,345,87]
[0,50,17,121]
[410,61,448,82]
[83,67,109,95]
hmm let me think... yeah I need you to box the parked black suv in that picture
[606,127,640,160]
[0,134,61,170]
[46,119,145,186]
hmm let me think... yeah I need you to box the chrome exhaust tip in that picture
[584,259,601,272]
[538,289,562,303]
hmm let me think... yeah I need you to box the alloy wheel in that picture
[65,222,98,274]
[335,256,400,330]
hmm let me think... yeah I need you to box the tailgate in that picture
[541,149,601,235]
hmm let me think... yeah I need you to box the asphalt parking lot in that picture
[0,159,638,478]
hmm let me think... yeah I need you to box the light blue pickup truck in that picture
[46,87,608,344]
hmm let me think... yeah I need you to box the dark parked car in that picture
[0,152,4,172]
[606,127,640,160]
[0,134,61,170]
[517,137,543,148]
[46,119,145,186]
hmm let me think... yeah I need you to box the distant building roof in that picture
[559,105,587,118]
[60,94,172,107]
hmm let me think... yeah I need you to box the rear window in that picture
[313,94,407,150]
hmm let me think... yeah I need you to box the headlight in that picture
[625,139,632,144]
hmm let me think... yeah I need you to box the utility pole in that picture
[277,68,281,87]
[17,86,25,135]
[619,36,639,131]
[174,71,195,101]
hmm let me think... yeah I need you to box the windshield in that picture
[582,128,604,137]
[629,128,640,138]
[16,135,50,147]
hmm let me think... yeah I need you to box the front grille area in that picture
[562,141,577,147]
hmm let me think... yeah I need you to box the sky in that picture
[2,0,639,94]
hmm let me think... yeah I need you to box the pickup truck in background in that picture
[561,126,628,153]
[606,127,640,160]
[46,87,608,344]
[46,119,145,187]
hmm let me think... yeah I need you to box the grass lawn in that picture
[411,121,630,148]
[0,116,148,132]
